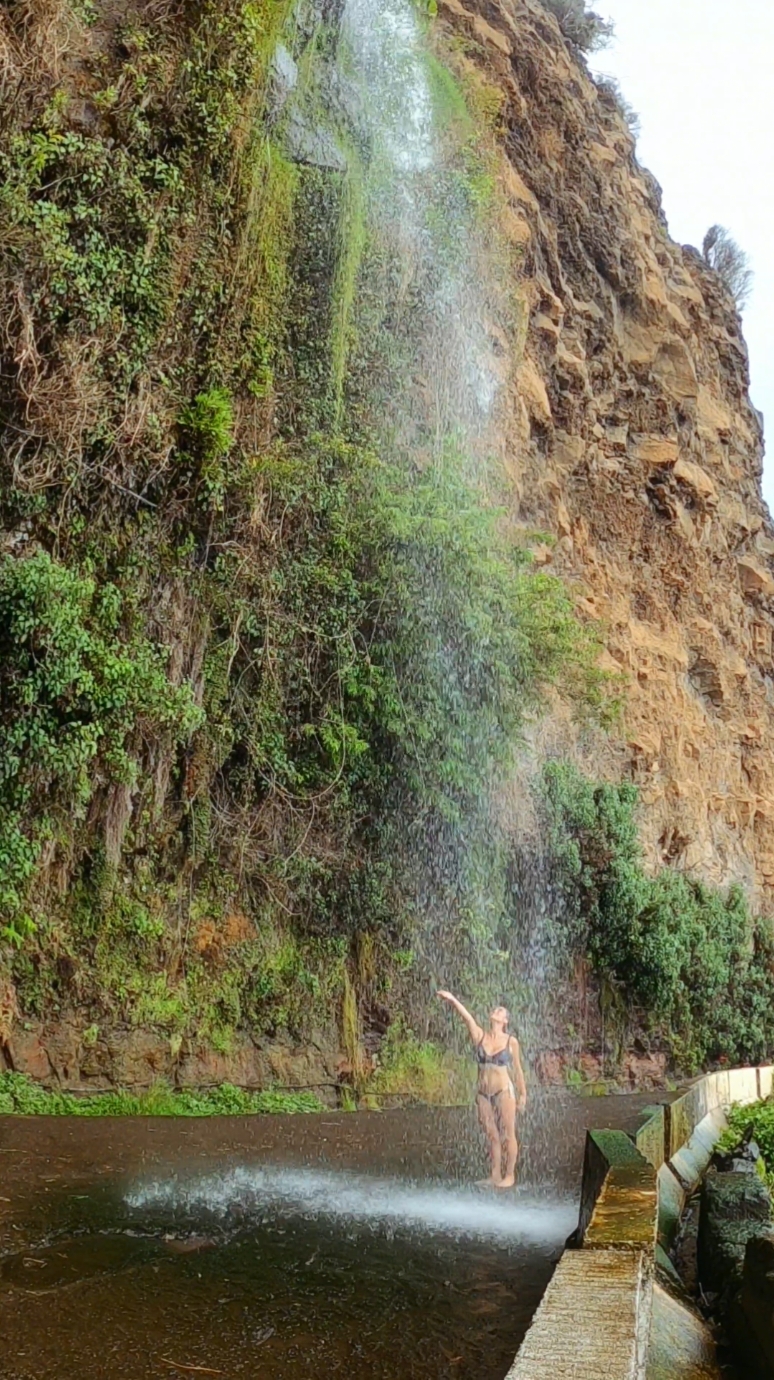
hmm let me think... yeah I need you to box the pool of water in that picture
[0,1093,662,1380]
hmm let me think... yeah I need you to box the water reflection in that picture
[0,1097,666,1379]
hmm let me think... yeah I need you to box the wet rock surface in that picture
[731,1231,774,1379]
[3,1018,341,1100]
[697,1171,773,1301]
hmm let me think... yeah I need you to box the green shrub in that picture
[371,1017,472,1104]
[0,551,201,941]
[180,387,236,507]
[0,127,183,383]
[540,762,774,1069]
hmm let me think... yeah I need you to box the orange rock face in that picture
[441,0,774,905]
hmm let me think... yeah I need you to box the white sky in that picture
[590,0,774,510]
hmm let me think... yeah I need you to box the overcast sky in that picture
[591,0,774,511]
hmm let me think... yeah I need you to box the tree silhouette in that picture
[702,225,753,310]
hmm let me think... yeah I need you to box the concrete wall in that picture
[506,1066,771,1380]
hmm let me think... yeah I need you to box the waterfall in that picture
[339,0,504,447]
[274,0,574,1127]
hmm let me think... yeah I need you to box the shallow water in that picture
[0,1093,661,1380]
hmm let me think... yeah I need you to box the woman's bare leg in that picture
[495,1089,518,1188]
[476,1094,503,1185]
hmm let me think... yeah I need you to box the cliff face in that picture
[442,0,774,904]
[2,0,773,1093]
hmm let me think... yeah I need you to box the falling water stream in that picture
[333,0,569,1132]
[339,0,506,447]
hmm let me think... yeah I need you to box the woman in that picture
[437,989,526,1188]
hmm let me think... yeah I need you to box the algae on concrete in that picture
[645,1283,723,1380]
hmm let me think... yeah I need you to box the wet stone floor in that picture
[0,1094,662,1380]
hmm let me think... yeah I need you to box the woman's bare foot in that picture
[496,1176,516,1190]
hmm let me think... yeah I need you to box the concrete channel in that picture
[507,1065,774,1380]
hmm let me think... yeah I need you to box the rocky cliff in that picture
[441,0,774,905]
[1,0,773,1093]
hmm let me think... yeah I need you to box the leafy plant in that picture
[0,127,184,385]
[371,1017,471,1103]
[180,387,236,508]
[0,551,200,939]
[725,1099,774,1178]
[539,762,774,1069]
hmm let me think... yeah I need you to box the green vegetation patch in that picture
[725,1100,774,1180]
[540,763,774,1070]
[0,1071,323,1116]
[370,1017,473,1104]
[0,551,200,945]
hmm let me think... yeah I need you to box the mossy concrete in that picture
[635,1106,666,1171]
[645,1283,723,1380]
[585,1160,658,1252]
[577,1129,649,1240]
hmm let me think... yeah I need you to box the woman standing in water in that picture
[437,990,527,1189]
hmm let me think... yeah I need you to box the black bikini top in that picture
[476,1037,513,1067]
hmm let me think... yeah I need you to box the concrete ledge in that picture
[657,1161,685,1251]
[508,1065,772,1379]
[634,1105,666,1171]
[646,1282,720,1380]
[506,1248,652,1380]
[670,1106,729,1194]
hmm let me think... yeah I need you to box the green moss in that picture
[425,54,475,137]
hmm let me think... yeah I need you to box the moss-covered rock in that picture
[697,1171,773,1300]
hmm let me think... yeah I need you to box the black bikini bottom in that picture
[477,1082,515,1106]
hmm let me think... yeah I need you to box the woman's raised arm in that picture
[436,990,483,1044]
